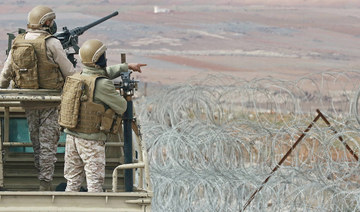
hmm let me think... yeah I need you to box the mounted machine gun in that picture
[6,11,119,67]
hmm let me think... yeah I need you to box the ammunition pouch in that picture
[100,109,122,134]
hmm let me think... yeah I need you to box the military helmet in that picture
[79,39,107,67]
[27,5,56,29]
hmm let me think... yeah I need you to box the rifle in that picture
[6,11,119,67]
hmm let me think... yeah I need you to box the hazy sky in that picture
[237,0,360,7]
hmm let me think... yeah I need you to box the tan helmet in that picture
[27,5,56,29]
[79,39,107,67]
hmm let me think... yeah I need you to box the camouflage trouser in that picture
[24,107,60,182]
[64,134,106,192]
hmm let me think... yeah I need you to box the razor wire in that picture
[134,70,360,212]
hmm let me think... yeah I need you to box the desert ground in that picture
[1,1,360,211]
[0,0,360,86]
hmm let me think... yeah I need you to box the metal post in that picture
[317,109,359,161]
[4,107,9,143]
[0,106,10,189]
[0,120,3,188]
[121,53,126,64]
[241,111,321,211]
[123,99,133,192]
[121,53,133,192]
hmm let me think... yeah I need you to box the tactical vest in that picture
[58,73,122,134]
[10,33,64,89]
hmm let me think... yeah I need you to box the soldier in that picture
[0,5,76,191]
[59,39,146,192]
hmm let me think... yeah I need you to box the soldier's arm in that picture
[105,63,128,79]
[0,52,13,88]
[128,63,146,73]
[94,78,127,115]
[46,37,76,78]
[106,63,146,79]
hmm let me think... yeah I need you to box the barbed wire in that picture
[135,70,360,212]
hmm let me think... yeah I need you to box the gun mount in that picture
[114,54,140,192]
[118,71,139,97]
[114,54,139,98]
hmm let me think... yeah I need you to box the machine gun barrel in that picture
[52,11,118,66]
[70,11,119,36]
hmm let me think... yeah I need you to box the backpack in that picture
[59,74,122,134]
[58,76,84,128]
[11,42,39,88]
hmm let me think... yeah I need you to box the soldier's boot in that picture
[39,180,52,191]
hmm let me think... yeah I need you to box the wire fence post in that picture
[241,110,322,211]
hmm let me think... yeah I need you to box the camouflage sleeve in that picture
[94,78,127,115]
[46,37,77,78]
[0,52,13,88]
[105,63,129,79]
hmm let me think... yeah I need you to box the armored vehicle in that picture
[0,10,152,211]
[0,87,152,212]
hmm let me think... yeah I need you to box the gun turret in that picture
[54,11,119,67]
[5,11,119,67]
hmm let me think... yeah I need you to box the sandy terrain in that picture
[0,0,360,86]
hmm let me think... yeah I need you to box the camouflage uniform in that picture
[0,29,75,186]
[64,134,105,192]
[63,65,128,192]
[25,107,59,182]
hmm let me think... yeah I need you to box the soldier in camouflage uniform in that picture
[60,39,145,192]
[0,5,76,191]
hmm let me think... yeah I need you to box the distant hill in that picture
[1,0,360,85]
